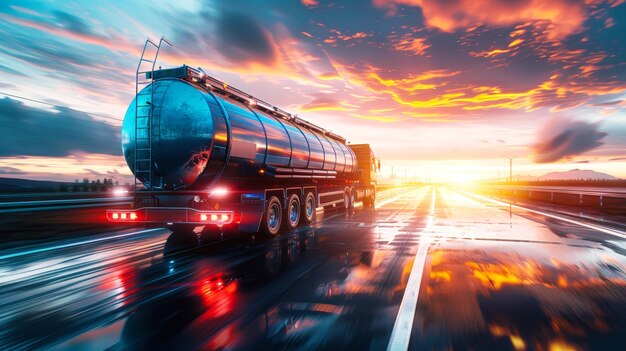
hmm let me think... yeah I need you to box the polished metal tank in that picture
[122,77,356,190]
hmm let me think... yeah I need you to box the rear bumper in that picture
[106,207,234,226]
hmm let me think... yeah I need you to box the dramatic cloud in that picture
[299,95,356,112]
[0,166,25,175]
[215,11,278,66]
[392,36,431,56]
[0,98,120,157]
[1,0,625,181]
[301,0,319,8]
[533,116,607,163]
[374,0,588,39]
[52,10,96,36]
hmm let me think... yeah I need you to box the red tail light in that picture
[107,211,139,222]
[197,211,234,225]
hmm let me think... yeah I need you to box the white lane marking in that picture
[375,187,425,209]
[0,228,164,260]
[319,186,425,212]
[313,187,419,212]
[457,189,626,240]
[387,187,436,351]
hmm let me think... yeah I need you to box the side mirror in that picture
[377,159,381,172]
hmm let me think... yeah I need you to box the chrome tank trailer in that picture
[122,66,357,190]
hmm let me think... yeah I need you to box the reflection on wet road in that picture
[412,188,626,351]
[1,186,625,350]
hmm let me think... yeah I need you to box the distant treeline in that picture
[0,177,130,194]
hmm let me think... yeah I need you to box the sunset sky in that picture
[1,0,625,183]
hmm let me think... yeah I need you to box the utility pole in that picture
[502,155,516,183]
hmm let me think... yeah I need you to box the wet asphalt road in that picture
[1,186,626,351]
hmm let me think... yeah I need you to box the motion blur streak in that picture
[0,228,162,260]
[387,188,436,351]
[2,186,626,350]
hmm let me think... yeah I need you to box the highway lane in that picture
[409,187,626,351]
[1,185,626,350]
[0,186,425,350]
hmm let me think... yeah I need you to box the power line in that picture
[0,91,124,123]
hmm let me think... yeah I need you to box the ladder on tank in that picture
[134,37,172,194]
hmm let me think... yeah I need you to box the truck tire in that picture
[351,189,356,209]
[302,191,315,224]
[344,189,354,210]
[262,196,282,236]
[284,194,301,231]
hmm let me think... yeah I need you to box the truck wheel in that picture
[262,196,282,236]
[284,194,300,231]
[344,189,354,210]
[302,192,315,224]
[351,189,356,209]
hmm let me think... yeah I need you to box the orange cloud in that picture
[299,96,356,112]
[350,113,402,123]
[392,36,431,55]
[470,48,512,58]
[301,0,319,8]
[368,69,460,92]
[373,0,588,39]
[322,30,373,47]
[316,72,342,81]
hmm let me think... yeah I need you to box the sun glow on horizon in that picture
[1,1,625,183]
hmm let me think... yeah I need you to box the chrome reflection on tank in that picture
[122,79,216,189]
[122,76,357,190]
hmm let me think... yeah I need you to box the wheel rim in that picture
[289,200,299,225]
[268,203,280,231]
[306,196,314,218]
[351,194,355,206]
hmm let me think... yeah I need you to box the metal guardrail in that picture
[486,185,626,198]
[480,185,626,209]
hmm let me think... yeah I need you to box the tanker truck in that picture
[107,40,379,236]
